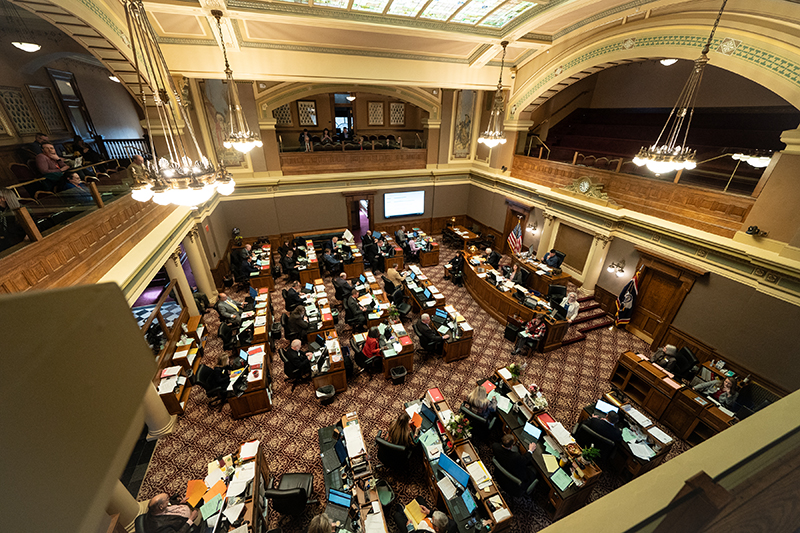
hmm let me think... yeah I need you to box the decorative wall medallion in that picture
[753,267,767,277]
[717,38,742,56]
[555,66,563,75]
[622,37,636,50]
[696,249,707,258]
[765,272,779,283]
[651,234,661,243]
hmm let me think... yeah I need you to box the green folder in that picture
[550,468,573,492]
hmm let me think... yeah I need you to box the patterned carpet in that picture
[137,241,688,532]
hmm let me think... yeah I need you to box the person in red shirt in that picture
[363,327,382,359]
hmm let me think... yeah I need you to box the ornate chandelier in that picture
[633,0,728,175]
[212,11,262,154]
[124,0,232,206]
[478,41,509,149]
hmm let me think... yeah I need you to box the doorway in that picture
[357,200,370,237]
[344,192,375,241]
[333,94,354,137]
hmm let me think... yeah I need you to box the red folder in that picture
[258,288,269,295]
[481,380,496,394]
[322,313,333,322]
[399,336,413,346]
[537,413,555,426]
[428,388,444,403]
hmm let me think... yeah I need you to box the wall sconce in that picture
[745,225,768,237]
[607,259,626,277]
[526,221,538,235]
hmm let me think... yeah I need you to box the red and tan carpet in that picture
[138,242,687,532]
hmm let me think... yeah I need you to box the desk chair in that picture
[279,348,310,392]
[492,457,538,499]
[412,322,440,359]
[476,233,495,250]
[343,306,366,332]
[673,346,700,383]
[390,287,412,321]
[381,275,397,295]
[133,513,147,533]
[375,430,413,471]
[265,472,315,521]
[572,422,616,463]
[459,405,497,441]
[194,364,227,410]
[553,250,566,268]
[350,337,381,377]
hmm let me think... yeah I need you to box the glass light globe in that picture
[12,42,41,52]
[152,189,173,205]
[131,187,154,202]
[217,179,236,196]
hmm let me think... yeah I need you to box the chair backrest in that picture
[553,250,566,267]
[548,284,567,301]
[674,346,699,380]
[460,405,490,434]
[9,162,37,182]
[573,422,616,461]
[391,287,405,306]
[264,487,308,516]
[133,513,148,533]
[375,434,412,469]
[413,322,436,351]
[382,276,396,295]
[194,364,217,391]
[491,457,524,498]
[279,348,303,379]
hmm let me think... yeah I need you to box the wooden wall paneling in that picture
[553,224,594,274]
[511,156,755,237]
[465,216,502,250]
[594,284,617,314]
[279,149,427,176]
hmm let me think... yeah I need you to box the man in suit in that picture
[281,249,299,282]
[415,313,448,354]
[217,292,245,324]
[239,255,258,279]
[484,247,501,269]
[363,240,381,272]
[324,236,340,255]
[285,339,312,378]
[394,226,407,246]
[333,272,354,302]
[322,248,342,276]
[650,344,678,373]
[284,280,305,312]
[492,434,538,488]
[385,263,405,288]
[583,411,623,443]
[344,288,368,330]
[543,248,560,268]
[144,492,198,533]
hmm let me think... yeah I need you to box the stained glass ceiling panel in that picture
[385,0,427,16]
[351,0,392,12]
[449,0,505,25]
[420,0,468,21]
[478,0,536,27]
[313,0,350,8]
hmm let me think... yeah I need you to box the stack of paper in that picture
[624,406,652,427]
[437,477,457,500]
[512,384,529,399]
[161,365,181,378]
[628,441,656,461]
[647,426,673,444]
[496,395,513,413]
[343,424,367,457]
[498,367,513,380]
[157,376,178,394]
[240,440,260,460]
[548,422,575,446]
[466,460,491,489]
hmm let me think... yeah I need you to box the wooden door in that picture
[627,268,683,343]
[502,201,530,255]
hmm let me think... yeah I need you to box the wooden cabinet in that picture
[608,351,678,419]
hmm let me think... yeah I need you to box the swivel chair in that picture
[390,287,412,321]
[279,348,309,392]
[673,346,700,383]
[375,430,413,471]
[265,472,315,519]
[459,405,497,441]
[412,321,440,358]
[492,458,538,498]
[572,422,616,463]
[350,337,382,377]
[194,364,227,410]
[547,284,567,304]
[553,250,566,268]
[381,275,397,295]
[133,513,147,533]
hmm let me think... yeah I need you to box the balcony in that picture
[280,148,427,175]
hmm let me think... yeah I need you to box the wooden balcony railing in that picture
[279,148,427,176]
[511,156,755,238]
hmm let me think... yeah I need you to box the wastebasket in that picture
[316,385,335,406]
[390,366,407,385]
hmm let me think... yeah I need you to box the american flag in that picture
[507,219,522,254]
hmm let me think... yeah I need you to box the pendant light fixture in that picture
[478,41,509,149]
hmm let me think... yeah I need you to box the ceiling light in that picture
[478,41,509,149]
[12,41,41,52]
[108,75,121,83]
[732,153,771,168]
[346,93,356,102]
[660,59,678,66]
[633,0,728,174]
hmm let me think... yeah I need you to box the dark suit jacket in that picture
[285,348,311,376]
[285,288,304,311]
[239,260,258,278]
[281,254,297,273]
[287,314,310,339]
[486,251,501,269]
[144,509,193,533]
[394,230,407,244]
[492,442,535,486]
[344,295,366,322]
[583,417,623,443]
[333,278,354,300]
[416,320,441,345]
[231,247,249,269]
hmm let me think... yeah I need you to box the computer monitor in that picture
[328,488,352,508]
[305,282,313,291]
[384,327,393,340]
[437,453,470,490]
[423,288,431,299]
[514,289,526,303]
[595,399,618,414]
[372,230,382,240]
[523,421,542,440]
[435,308,448,318]
[411,231,417,238]
[409,272,416,280]
[316,334,325,346]
[359,274,367,284]
[551,301,567,320]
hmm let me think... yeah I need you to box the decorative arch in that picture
[256,83,441,123]
[509,24,800,120]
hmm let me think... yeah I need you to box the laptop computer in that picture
[450,490,477,521]
[322,438,347,474]
[302,282,314,294]
[593,399,619,418]
[519,421,542,447]
[325,488,353,524]
[550,301,567,320]
[310,334,325,353]
[422,288,432,301]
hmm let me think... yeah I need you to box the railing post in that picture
[14,206,42,242]
[572,151,579,165]
[87,181,105,208]
[93,134,108,159]
[616,158,623,172]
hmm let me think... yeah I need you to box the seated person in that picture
[210,354,232,392]
[445,251,465,283]
[225,351,247,371]
[392,499,455,533]
[363,327,382,359]
[379,238,396,257]
[344,288,368,330]
[322,248,342,275]
[385,263,405,288]
[694,376,739,409]
[385,412,420,448]
[35,142,70,191]
[218,319,239,351]
[126,154,146,184]
[340,127,351,141]
[217,292,245,324]
[239,256,259,279]
[492,434,538,488]
[394,226,408,246]
[281,250,300,281]
[278,240,292,258]
[542,249,560,268]
[62,172,93,203]
[308,512,342,533]
[144,492,199,533]
[416,313,448,354]
[582,411,623,443]
[71,136,103,164]
[321,128,334,143]
[407,238,421,261]
[284,280,305,312]
[285,338,312,378]
[512,315,546,355]
[26,132,49,155]
[465,385,496,418]
[483,247,501,269]
[650,344,678,372]
[324,236,340,255]
[287,305,310,340]
[508,264,525,285]
[363,241,380,271]
[191,286,211,314]
[333,272,354,301]
[560,292,579,322]
[232,244,253,270]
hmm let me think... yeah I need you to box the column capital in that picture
[186,227,200,243]
[594,233,614,248]
[169,247,182,267]
[543,212,557,222]
[780,127,800,155]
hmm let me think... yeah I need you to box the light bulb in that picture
[217,179,236,196]
[109,76,121,83]
[12,42,41,52]
[660,59,678,66]
[131,187,154,202]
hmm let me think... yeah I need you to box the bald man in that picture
[144,492,198,533]
[285,338,312,377]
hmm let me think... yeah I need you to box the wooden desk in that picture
[450,225,480,250]
[511,253,571,295]
[660,387,734,447]
[250,244,274,291]
[380,232,405,271]
[403,265,446,313]
[343,241,365,278]
[439,304,473,364]
[305,278,335,342]
[228,343,272,419]
[158,334,202,416]
[463,259,568,351]
[419,243,440,267]
[609,351,682,419]
[312,331,348,393]
[298,239,321,285]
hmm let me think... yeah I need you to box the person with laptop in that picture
[344,288,368,330]
[385,263,405,288]
[416,313,448,355]
[511,315,546,355]
[492,434,538,489]
[583,411,623,442]
[559,291,579,322]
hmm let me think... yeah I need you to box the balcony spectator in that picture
[127,154,145,184]
[71,136,103,164]
[35,143,70,191]
[62,172,94,204]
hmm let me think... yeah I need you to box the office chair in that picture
[459,405,497,441]
[194,364,226,410]
[673,346,700,383]
[218,321,240,351]
[279,348,309,392]
[547,284,567,303]
[133,513,147,533]
[553,250,566,268]
[350,337,382,376]
[492,457,538,498]
[264,472,315,519]
[381,275,396,295]
[390,287,412,320]
[412,321,440,359]
[375,430,413,471]
[572,422,616,463]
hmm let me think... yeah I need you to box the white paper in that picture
[646,426,673,444]
[405,404,422,418]
[240,440,259,460]
[227,479,248,498]
[512,384,528,399]
[230,525,248,533]
[439,409,453,425]
[628,441,656,461]
[493,508,511,522]
[157,376,178,394]
[365,512,386,533]
[548,422,575,446]
[625,407,652,428]
[437,476,457,500]
[372,500,381,513]
[343,424,367,458]
[498,368,512,380]
[161,365,181,377]
[234,463,255,482]
[204,468,224,488]
[466,461,490,485]
[223,502,245,522]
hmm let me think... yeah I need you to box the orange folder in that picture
[186,479,206,507]
[204,479,227,503]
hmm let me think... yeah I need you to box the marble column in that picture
[143,382,177,441]
[106,480,148,532]
[536,213,557,258]
[422,118,441,167]
[580,234,614,296]
[182,228,218,305]
[164,247,200,316]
